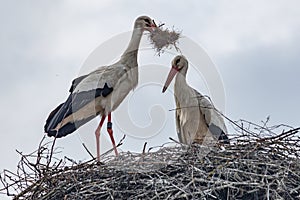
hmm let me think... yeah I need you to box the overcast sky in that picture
[1,1,300,197]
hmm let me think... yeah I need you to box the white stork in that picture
[162,55,229,145]
[44,16,157,161]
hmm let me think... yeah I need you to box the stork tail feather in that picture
[218,131,230,144]
[44,95,78,138]
[44,82,113,138]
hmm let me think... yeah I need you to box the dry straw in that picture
[148,24,181,55]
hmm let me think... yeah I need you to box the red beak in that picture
[145,19,157,32]
[162,66,179,93]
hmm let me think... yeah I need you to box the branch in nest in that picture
[1,120,300,199]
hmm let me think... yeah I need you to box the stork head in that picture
[134,15,157,32]
[162,55,188,93]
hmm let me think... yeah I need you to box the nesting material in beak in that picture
[149,23,181,55]
[144,19,157,33]
[151,19,157,28]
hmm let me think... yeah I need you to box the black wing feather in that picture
[208,123,230,144]
[44,83,113,138]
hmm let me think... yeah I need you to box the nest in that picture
[148,24,181,55]
[1,120,300,200]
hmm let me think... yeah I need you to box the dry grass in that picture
[148,24,181,55]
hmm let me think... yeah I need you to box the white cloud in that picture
[197,0,300,55]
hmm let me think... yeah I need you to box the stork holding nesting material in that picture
[44,16,157,161]
[162,55,229,145]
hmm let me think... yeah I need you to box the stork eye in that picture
[175,58,180,65]
[144,18,151,26]
[144,18,151,24]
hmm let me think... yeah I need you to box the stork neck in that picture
[175,68,188,89]
[120,28,143,66]
[176,67,188,81]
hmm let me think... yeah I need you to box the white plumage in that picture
[162,55,229,145]
[45,16,157,161]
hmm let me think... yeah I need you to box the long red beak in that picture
[145,19,157,32]
[162,66,179,93]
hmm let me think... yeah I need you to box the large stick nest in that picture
[1,120,300,200]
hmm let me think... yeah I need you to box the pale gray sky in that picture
[1,1,300,198]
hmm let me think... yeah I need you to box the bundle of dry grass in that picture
[148,24,181,55]
[1,121,300,199]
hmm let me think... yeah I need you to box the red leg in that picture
[95,115,106,161]
[107,113,119,156]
